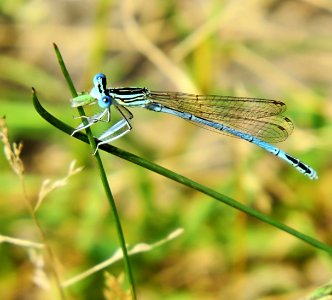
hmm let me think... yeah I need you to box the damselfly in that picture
[71,73,318,180]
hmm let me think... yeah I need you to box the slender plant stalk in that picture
[52,43,137,299]
[32,89,332,256]
[1,117,66,300]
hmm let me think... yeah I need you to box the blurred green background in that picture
[1,0,332,299]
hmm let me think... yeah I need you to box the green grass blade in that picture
[32,90,332,255]
[50,44,137,299]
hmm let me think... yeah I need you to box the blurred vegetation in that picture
[1,0,332,299]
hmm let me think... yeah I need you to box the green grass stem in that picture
[51,43,136,299]
[32,88,332,256]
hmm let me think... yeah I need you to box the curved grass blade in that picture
[32,89,332,255]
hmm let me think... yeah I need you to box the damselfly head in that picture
[93,73,108,94]
[92,73,112,108]
[93,73,106,85]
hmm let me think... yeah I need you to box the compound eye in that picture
[93,73,106,85]
[98,95,112,108]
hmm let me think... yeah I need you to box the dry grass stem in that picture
[28,248,50,290]
[0,116,24,177]
[62,228,184,288]
[35,160,83,212]
[0,234,44,249]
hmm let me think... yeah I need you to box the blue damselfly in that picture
[71,73,318,180]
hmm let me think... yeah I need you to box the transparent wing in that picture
[149,91,293,143]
